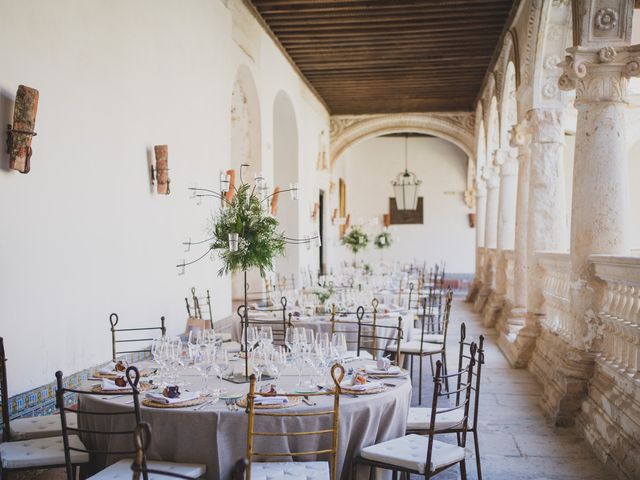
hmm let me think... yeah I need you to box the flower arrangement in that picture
[341,226,369,254]
[374,231,392,250]
[209,183,285,277]
[311,284,334,304]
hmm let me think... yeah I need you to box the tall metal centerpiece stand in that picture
[178,164,320,382]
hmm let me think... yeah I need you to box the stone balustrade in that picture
[591,255,640,379]
[537,251,572,342]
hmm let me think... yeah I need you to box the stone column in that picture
[483,148,518,326]
[498,122,533,366]
[531,0,636,427]
[467,180,487,302]
[473,165,500,312]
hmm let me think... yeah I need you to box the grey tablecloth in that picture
[79,360,411,480]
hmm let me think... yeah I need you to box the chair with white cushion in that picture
[240,363,345,480]
[131,422,239,480]
[352,353,476,479]
[0,337,77,442]
[56,367,206,480]
[356,299,404,363]
[406,323,485,480]
[389,289,454,405]
[0,342,89,480]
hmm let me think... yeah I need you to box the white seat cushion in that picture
[406,407,465,431]
[0,435,89,469]
[389,341,443,354]
[360,434,465,474]
[249,461,329,480]
[10,413,77,441]
[410,331,444,343]
[88,458,206,480]
[221,341,242,353]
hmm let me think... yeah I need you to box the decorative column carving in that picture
[498,122,533,366]
[473,164,500,312]
[531,0,635,427]
[483,148,518,327]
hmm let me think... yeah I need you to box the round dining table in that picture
[78,359,412,480]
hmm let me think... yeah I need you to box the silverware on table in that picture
[194,400,214,411]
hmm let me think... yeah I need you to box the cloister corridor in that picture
[429,298,610,480]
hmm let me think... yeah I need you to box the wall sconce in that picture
[151,144,170,194]
[311,202,319,221]
[271,187,280,216]
[226,169,236,202]
[468,212,476,228]
[331,208,338,225]
[345,214,351,230]
[6,85,39,174]
[383,213,391,228]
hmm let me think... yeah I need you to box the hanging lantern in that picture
[391,135,421,210]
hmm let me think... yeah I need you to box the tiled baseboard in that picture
[5,351,150,421]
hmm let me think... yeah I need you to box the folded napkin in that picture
[364,365,402,375]
[100,379,130,391]
[340,380,382,391]
[254,395,289,406]
[99,362,117,374]
[145,391,200,405]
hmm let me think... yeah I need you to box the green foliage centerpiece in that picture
[374,231,392,250]
[341,226,369,266]
[210,183,286,277]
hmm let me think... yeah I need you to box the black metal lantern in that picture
[391,135,421,210]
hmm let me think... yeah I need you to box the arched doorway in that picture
[230,65,262,300]
[272,91,300,280]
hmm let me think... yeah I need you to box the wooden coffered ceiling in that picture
[247,0,516,115]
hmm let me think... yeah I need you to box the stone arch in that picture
[330,113,474,167]
[500,61,518,150]
[486,96,500,160]
[529,0,572,110]
[272,90,300,279]
[330,113,476,208]
[230,64,262,299]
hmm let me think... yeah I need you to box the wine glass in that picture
[214,349,232,395]
[259,326,274,351]
[270,346,287,381]
[252,348,269,383]
[331,332,348,363]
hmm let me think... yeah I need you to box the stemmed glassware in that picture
[331,332,348,364]
[269,346,287,381]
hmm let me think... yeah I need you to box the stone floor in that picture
[405,297,611,480]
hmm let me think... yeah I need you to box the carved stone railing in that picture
[537,252,572,342]
[591,255,640,380]
[503,249,516,305]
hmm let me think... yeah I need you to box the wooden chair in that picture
[242,363,345,480]
[110,313,166,361]
[56,367,206,480]
[0,339,82,480]
[352,352,476,480]
[406,323,485,480]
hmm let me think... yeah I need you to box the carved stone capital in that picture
[558,46,640,104]
[572,0,634,48]
[508,123,532,149]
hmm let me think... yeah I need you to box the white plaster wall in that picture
[0,0,329,395]
[330,136,475,273]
